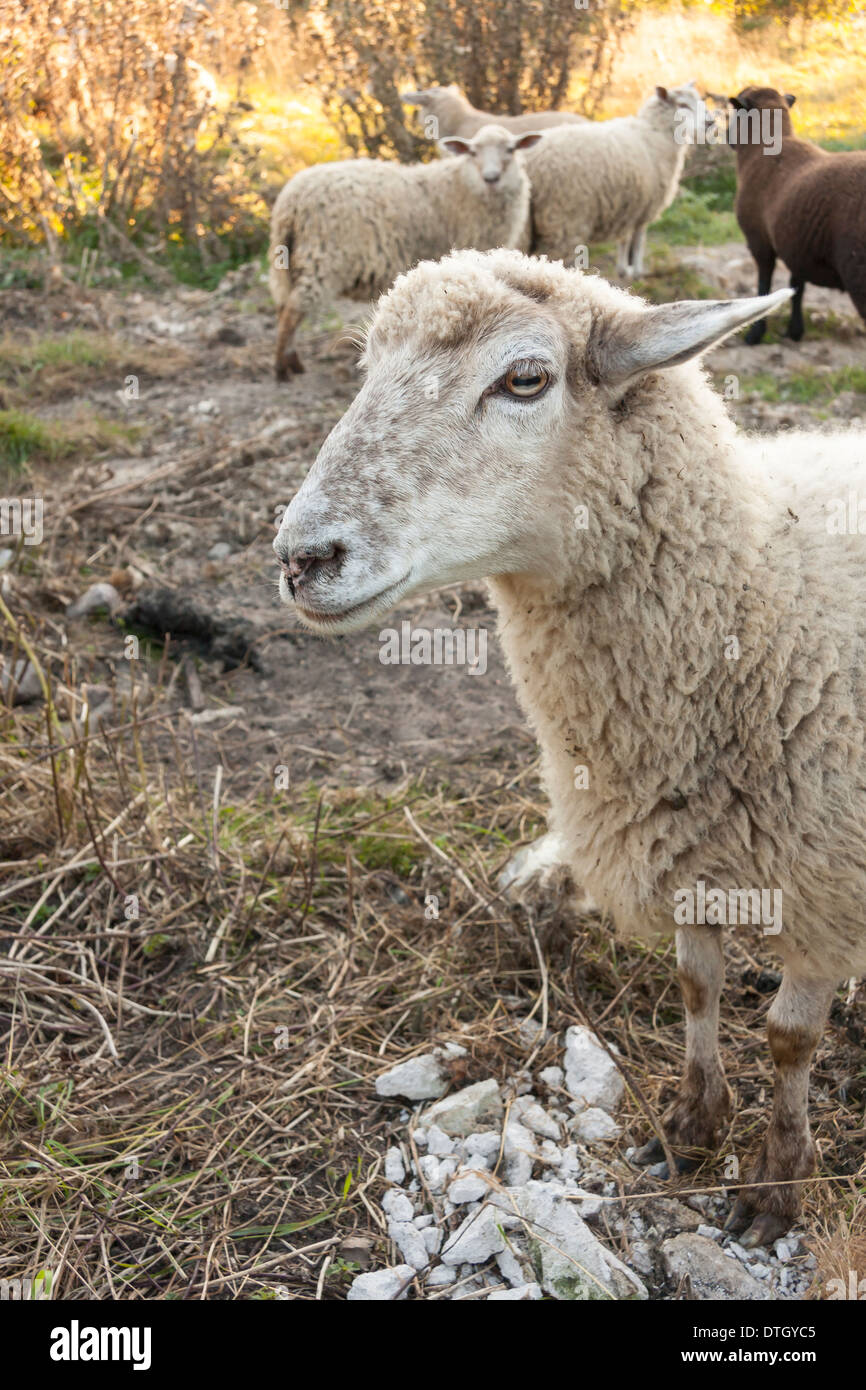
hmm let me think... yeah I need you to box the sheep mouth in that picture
[289,572,412,634]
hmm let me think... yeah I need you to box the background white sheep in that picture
[274,246,866,1250]
[267,125,540,379]
[525,81,716,277]
[401,84,587,141]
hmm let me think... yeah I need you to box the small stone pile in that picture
[347,1025,816,1302]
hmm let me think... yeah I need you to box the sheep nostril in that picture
[284,542,342,585]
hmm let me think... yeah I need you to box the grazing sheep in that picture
[525,82,717,278]
[727,85,866,343]
[401,85,587,141]
[268,126,541,379]
[274,246,866,1247]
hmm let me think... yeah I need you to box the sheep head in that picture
[273,250,791,634]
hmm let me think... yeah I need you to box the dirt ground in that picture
[1,252,864,1300]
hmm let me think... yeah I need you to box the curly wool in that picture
[523,92,688,261]
[268,127,532,317]
[403,84,587,139]
[373,249,866,980]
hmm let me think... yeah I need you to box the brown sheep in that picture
[401,85,586,141]
[727,85,866,344]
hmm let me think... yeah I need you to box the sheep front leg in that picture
[744,249,777,345]
[785,277,806,341]
[726,970,835,1248]
[634,925,731,1172]
[615,238,632,281]
[274,296,306,380]
[628,225,647,277]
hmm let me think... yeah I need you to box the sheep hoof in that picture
[275,352,305,381]
[632,1136,665,1167]
[498,831,568,895]
[724,1197,789,1248]
[632,1138,698,1176]
[744,323,766,346]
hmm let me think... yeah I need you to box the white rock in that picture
[438,1157,459,1184]
[630,1240,655,1276]
[417,1155,443,1192]
[512,1096,560,1141]
[774,1238,799,1262]
[426,1264,456,1287]
[563,1026,624,1113]
[381,1189,414,1222]
[517,1017,545,1048]
[727,1241,752,1263]
[448,1174,489,1205]
[465,1131,501,1158]
[539,1140,561,1166]
[66,582,123,620]
[557,1145,582,1181]
[488,1283,543,1301]
[384,1147,405,1184]
[413,1129,428,1147]
[426,1125,455,1156]
[570,1106,621,1143]
[0,549,14,570]
[662,1234,774,1301]
[503,1118,534,1186]
[347,1264,415,1301]
[502,1181,646,1300]
[460,1153,491,1172]
[421,1079,503,1136]
[388,1220,428,1271]
[375,1044,467,1101]
[697,1224,723,1241]
[496,1245,531,1288]
[413,1213,434,1229]
[207,541,232,560]
[0,658,42,706]
[422,1226,443,1256]
[539,1066,564,1089]
[441,1205,508,1266]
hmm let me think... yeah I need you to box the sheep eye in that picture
[502,362,550,399]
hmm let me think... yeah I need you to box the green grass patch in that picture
[0,407,142,473]
[652,163,740,247]
[735,366,866,404]
[0,328,190,404]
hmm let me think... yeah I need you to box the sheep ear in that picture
[655,85,669,102]
[511,131,543,151]
[401,90,426,105]
[784,93,796,108]
[590,291,794,393]
[439,136,472,156]
[730,95,749,111]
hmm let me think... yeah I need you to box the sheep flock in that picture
[270,78,866,1263]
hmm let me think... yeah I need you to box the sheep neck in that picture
[488,374,777,815]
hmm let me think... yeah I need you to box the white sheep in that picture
[525,81,717,278]
[401,84,587,141]
[274,246,866,1249]
[267,125,541,379]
